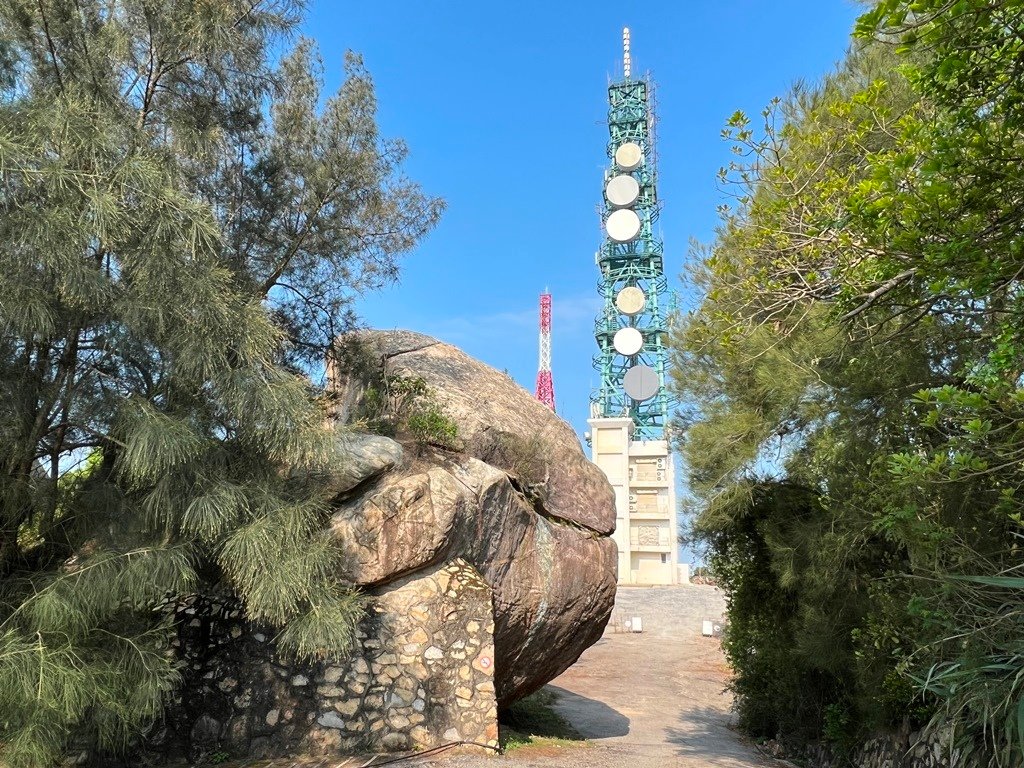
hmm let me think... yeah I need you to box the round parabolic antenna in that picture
[615,141,643,172]
[606,208,641,243]
[613,326,644,356]
[605,174,640,208]
[616,286,646,316]
[623,364,659,401]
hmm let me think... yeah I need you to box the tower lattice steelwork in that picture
[591,28,671,440]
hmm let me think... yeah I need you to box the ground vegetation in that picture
[499,689,584,752]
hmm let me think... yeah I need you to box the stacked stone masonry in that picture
[808,729,978,768]
[168,559,498,760]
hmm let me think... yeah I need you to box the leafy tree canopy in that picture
[0,1,441,764]
[674,3,1024,764]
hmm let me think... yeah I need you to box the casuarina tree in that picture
[0,1,442,764]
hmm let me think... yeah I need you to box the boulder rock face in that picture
[332,330,616,535]
[163,330,617,760]
[320,433,405,498]
[329,330,618,706]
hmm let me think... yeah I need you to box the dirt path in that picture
[422,585,772,768]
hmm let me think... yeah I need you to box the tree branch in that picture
[36,0,64,93]
[840,268,918,321]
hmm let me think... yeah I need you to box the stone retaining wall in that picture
[807,728,976,768]
[162,558,498,761]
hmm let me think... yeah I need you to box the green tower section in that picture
[591,54,671,440]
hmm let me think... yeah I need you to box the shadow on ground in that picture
[546,685,630,739]
[666,705,767,766]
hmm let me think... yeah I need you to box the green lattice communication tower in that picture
[591,27,671,440]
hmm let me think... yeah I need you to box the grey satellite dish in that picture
[616,286,646,316]
[615,142,643,172]
[605,174,640,208]
[623,364,659,401]
[613,327,644,356]
[606,208,641,243]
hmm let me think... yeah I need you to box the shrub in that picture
[355,371,459,450]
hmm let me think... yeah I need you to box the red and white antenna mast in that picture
[535,292,555,411]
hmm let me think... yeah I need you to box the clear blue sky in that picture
[304,1,863,441]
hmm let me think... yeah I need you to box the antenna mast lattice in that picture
[535,292,555,411]
[591,27,673,439]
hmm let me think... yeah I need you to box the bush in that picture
[701,483,850,744]
[407,403,459,448]
[356,372,459,450]
[472,429,551,497]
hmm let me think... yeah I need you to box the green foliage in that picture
[697,482,861,745]
[499,689,584,752]
[360,373,431,436]
[0,1,441,764]
[358,372,459,449]
[672,8,1024,761]
[822,703,857,756]
[406,403,459,448]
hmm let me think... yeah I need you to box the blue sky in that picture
[305,1,862,440]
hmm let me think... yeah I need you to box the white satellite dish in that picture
[616,286,646,316]
[623,364,659,401]
[613,327,644,356]
[606,208,641,243]
[615,142,643,172]
[605,174,640,208]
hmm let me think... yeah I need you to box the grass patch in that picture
[499,688,586,752]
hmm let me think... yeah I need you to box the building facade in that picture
[588,418,678,584]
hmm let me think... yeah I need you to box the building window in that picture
[660,553,668,564]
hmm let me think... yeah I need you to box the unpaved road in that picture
[422,585,772,768]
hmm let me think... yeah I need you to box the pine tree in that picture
[0,2,442,764]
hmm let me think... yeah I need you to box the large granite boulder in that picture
[159,331,617,761]
[328,330,617,706]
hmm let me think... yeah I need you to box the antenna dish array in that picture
[613,327,644,356]
[614,142,643,172]
[592,27,671,438]
[605,174,640,208]
[623,364,658,401]
[606,208,641,242]
[615,286,646,316]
